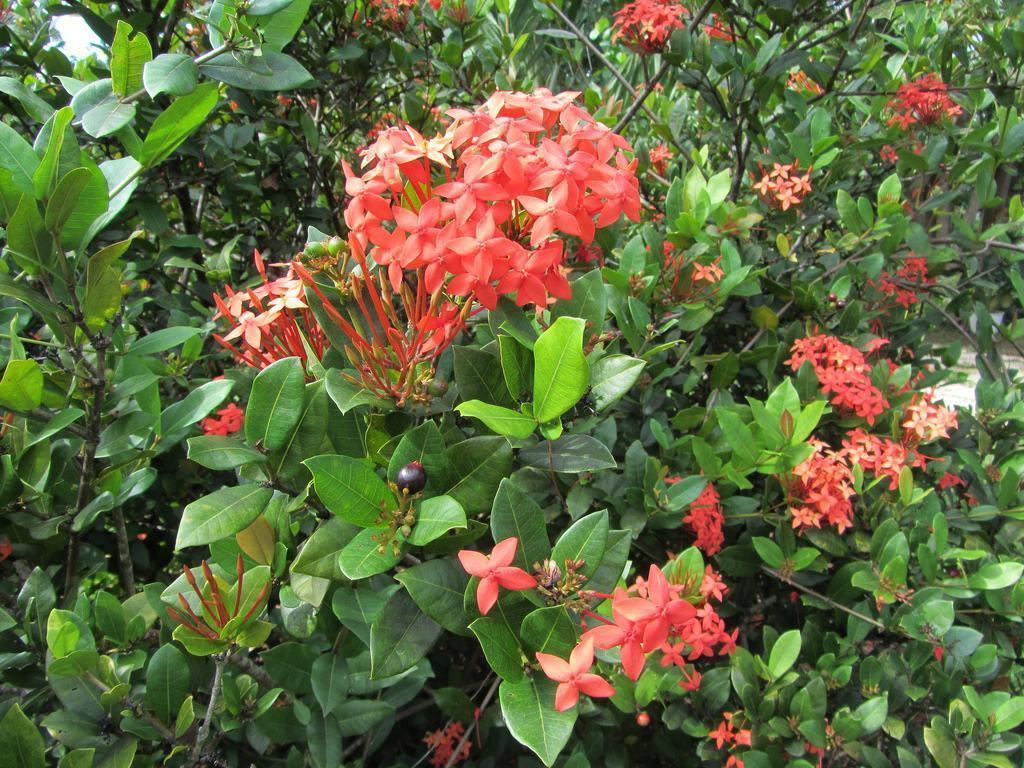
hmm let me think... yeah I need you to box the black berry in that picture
[396,461,427,494]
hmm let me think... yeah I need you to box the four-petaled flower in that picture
[535,637,616,711]
[458,537,536,615]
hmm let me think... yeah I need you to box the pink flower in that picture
[535,637,616,711]
[458,537,536,615]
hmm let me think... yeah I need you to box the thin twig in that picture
[761,566,888,631]
[191,654,227,764]
[443,677,500,768]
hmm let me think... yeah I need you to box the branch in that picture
[190,654,227,764]
[761,566,889,631]
[443,676,500,768]
[86,672,175,741]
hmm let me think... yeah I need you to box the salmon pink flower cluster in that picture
[787,69,824,96]
[458,537,536,615]
[212,251,327,372]
[662,242,724,302]
[683,481,725,555]
[708,712,753,767]
[423,721,471,766]
[786,334,889,424]
[870,255,935,309]
[536,637,616,711]
[552,564,736,707]
[648,143,673,174]
[887,73,962,130]
[200,403,245,437]
[782,334,958,531]
[611,0,686,53]
[703,13,735,42]
[318,89,640,402]
[751,161,812,211]
[785,438,857,532]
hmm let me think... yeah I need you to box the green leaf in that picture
[306,455,394,527]
[324,368,389,413]
[442,436,513,514]
[175,485,274,549]
[590,355,645,411]
[369,589,442,679]
[80,96,137,138]
[311,653,349,716]
[110,20,152,96]
[0,703,45,768]
[855,694,888,735]
[292,518,360,580]
[44,167,90,230]
[754,33,782,72]
[469,616,524,681]
[0,121,40,194]
[456,400,535,438]
[54,162,108,250]
[836,188,863,234]
[199,50,314,91]
[396,558,472,636]
[768,629,801,678]
[143,54,198,98]
[491,478,550,571]
[186,435,267,470]
[533,316,589,422]
[128,326,203,356]
[551,270,607,334]
[409,495,466,546]
[160,379,234,437]
[33,107,74,199]
[338,528,401,579]
[144,644,189,725]
[751,537,785,568]
[245,356,305,451]
[519,435,615,473]
[520,606,577,657]
[0,359,43,411]
[499,677,578,767]
[551,510,609,577]
[334,699,394,738]
[877,173,902,207]
[993,698,1024,733]
[257,0,312,50]
[968,561,1024,590]
[246,0,295,15]
[140,83,219,167]
[93,590,127,645]
[454,346,514,407]
[0,77,53,123]
[46,609,81,658]
[6,196,53,275]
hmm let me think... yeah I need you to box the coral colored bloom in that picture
[535,637,616,711]
[458,537,536,615]
[887,74,962,130]
[423,721,470,766]
[684,482,725,555]
[752,160,812,211]
[787,334,889,424]
[611,0,686,53]
[201,403,245,437]
[788,69,823,95]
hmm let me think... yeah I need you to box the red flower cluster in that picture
[787,69,823,96]
[785,439,856,532]
[870,256,935,309]
[902,392,958,454]
[458,537,536,615]
[201,403,245,437]
[323,89,640,402]
[887,74,962,130]
[751,161,812,211]
[212,251,327,372]
[423,722,471,767]
[649,143,673,174]
[786,334,889,424]
[611,0,686,53]
[662,241,724,302]
[572,242,605,268]
[703,13,735,42]
[708,712,752,768]
[570,565,736,699]
[841,429,906,490]
[683,482,725,555]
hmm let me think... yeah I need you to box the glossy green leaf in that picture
[110,20,152,95]
[306,455,394,527]
[456,400,535,438]
[409,495,466,545]
[396,558,471,636]
[175,485,274,549]
[143,53,198,97]
[144,644,189,725]
[499,677,577,767]
[245,357,305,451]
[533,316,589,422]
[369,589,442,679]
[491,478,550,571]
[469,616,524,681]
[768,629,802,678]
[140,83,219,167]
[199,50,314,91]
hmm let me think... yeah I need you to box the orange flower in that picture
[535,637,616,711]
[458,537,536,615]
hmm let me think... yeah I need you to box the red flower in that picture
[611,0,687,54]
[458,537,536,615]
[787,334,889,424]
[683,482,725,555]
[201,403,245,437]
[423,721,470,766]
[535,637,616,711]
[933,645,945,662]
[887,74,962,131]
